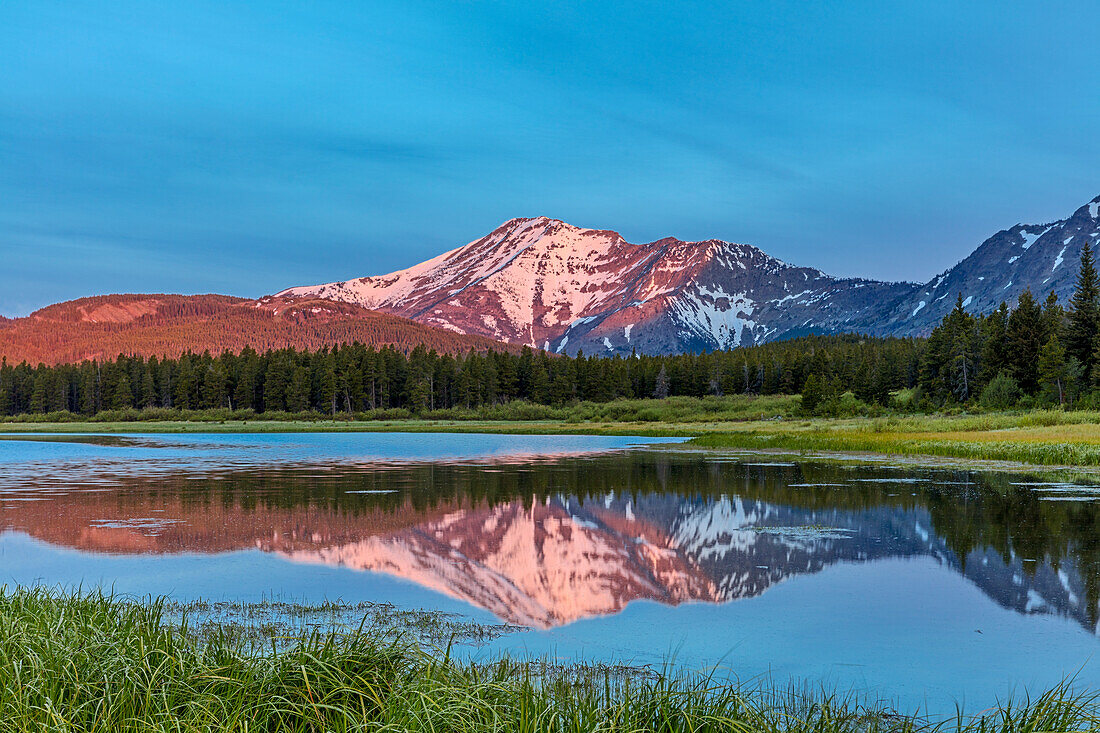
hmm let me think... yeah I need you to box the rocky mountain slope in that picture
[857,194,1100,335]
[278,217,914,355]
[279,195,1100,352]
[0,293,518,364]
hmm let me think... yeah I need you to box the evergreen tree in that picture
[173,356,194,410]
[1065,241,1099,374]
[107,369,133,410]
[139,363,156,408]
[800,373,823,414]
[1042,290,1064,344]
[1006,289,1044,394]
[653,365,670,399]
[1038,335,1069,405]
[234,355,257,411]
[286,365,311,412]
[920,295,979,403]
[404,346,432,413]
[978,303,1010,385]
[79,362,99,415]
[201,363,228,409]
[528,358,551,404]
[29,371,49,414]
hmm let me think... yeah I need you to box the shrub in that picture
[979,372,1022,411]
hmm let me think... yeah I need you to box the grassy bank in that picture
[690,411,1100,467]
[8,397,1100,468]
[2,589,1097,732]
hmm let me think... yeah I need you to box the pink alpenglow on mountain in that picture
[278,217,911,355]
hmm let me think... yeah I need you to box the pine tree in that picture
[286,365,311,412]
[29,371,49,414]
[978,303,1009,385]
[800,373,823,414]
[946,296,979,402]
[107,369,133,410]
[79,362,99,415]
[1042,290,1064,343]
[201,363,228,409]
[1067,241,1100,372]
[653,365,670,399]
[140,364,156,408]
[1006,289,1044,394]
[528,359,551,404]
[1038,335,1069,405]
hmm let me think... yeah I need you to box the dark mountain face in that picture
[860,195,1100,336]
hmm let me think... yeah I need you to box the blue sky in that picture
[2,1,1098,316]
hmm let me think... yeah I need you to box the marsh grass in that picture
[0,395,800,428]
[691,425,1100,466]
[2,588,1098,732]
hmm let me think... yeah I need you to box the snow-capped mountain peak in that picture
[278,195,1100,351]
[278,217,910,354]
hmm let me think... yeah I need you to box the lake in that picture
[2,431,1099,716]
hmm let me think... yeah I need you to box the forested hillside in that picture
[0,294,519,365]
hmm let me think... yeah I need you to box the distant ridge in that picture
[0,293,519,365]
[852,194,1100,335]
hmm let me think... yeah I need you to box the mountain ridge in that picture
[855,194,1100,335]
[0,293,521,365]
[7,194,1099,361]
[280,194,1100,353]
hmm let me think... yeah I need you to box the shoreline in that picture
[6,413,1100,474]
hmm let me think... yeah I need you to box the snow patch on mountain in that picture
[1053,246,1067,272]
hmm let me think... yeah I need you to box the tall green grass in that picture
[1,588,1097,732]
[0,395,801,426]
[690,426,1100,466]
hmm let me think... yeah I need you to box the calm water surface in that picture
[3,431,1100,715]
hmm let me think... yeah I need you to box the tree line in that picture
[0,332,924,418]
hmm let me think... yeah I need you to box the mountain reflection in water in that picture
[3,449,1098,632]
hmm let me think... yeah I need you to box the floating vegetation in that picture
[751,524,857,539]
[161,598,526,649]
